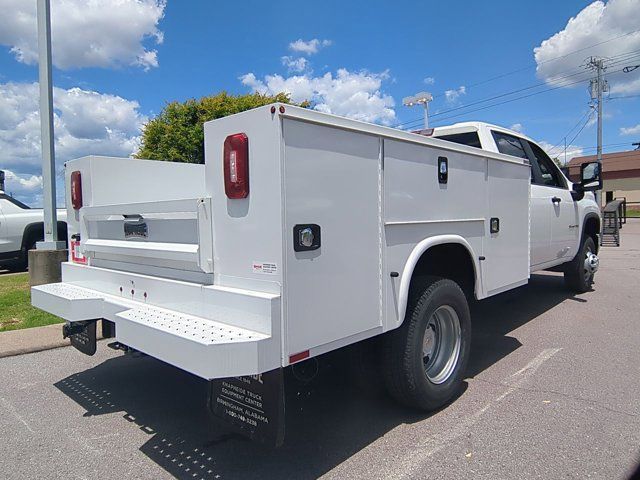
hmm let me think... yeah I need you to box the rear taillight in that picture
[223,133,249,199]
[71,171,83,209]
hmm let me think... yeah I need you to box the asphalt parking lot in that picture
[1,221,638,480]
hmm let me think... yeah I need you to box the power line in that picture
[407,66,628,130]
[424,28,640,101]
[418,76,592,128]
[398,29,640,129]
[546,109,594,155]
[395,69,590,128]
[579,142,636,151]
[609,94,640,100]
[566,108,596,149]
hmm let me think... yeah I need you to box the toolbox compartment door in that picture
[282,119,382,356]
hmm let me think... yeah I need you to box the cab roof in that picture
[432,121,536,143]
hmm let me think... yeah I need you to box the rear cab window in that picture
[433,131,482,149]
[491,131,529,160]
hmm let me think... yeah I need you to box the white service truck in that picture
[31,104,602,445]
[0,189,67,270]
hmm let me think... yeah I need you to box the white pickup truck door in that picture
[529,185,552,266]
[525,141,579,264]
[0,202,7,253]
[489,131,553,266]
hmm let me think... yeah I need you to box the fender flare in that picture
[21,221,67,249]
[397,234,481,324]
[581,212,601,253]
[21,222,44,249]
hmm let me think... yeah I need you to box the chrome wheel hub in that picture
[422,305,462,384]
[584,250,599,282]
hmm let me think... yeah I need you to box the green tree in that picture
[136,91,294,164]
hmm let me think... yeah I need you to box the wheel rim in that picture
[583,246,599,283]
[422,305,462,384]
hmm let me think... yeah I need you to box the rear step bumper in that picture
[32,270,281,380]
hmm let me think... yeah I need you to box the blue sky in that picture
[0,0,639,205]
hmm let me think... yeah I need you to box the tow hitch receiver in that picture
[207,368,285,447]
[63,320,97,356]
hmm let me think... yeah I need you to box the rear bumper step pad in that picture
[32,282,278,380]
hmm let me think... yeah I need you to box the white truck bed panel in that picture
[282,119,383,355]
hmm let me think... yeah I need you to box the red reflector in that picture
[289,350,310,364]
[70,239,87,264]
[70,171,83,209]
[223,133,249,199]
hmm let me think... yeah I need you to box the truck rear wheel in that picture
[382,276,471,410]
[564,236,598,293]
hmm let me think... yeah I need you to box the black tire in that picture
[15,239,37,271]
[382,276,471,410]
[564,236,597,293]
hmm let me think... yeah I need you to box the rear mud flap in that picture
[63,320,97,356]
[207,368,285,447]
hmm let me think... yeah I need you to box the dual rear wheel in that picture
[382,276,471,410]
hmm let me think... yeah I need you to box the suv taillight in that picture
[71,171,83,209]
[223,133,249,199]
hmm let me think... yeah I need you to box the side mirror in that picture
[580,161,602,191]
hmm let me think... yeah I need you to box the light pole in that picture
[37,0,64,250]
[31,0,67,286]
[403,92,433,129]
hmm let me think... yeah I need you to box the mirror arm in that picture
[571,189,585,201]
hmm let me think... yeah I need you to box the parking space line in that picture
[397,348,562,479]
[0,396,35,434]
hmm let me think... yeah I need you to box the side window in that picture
[434,132,482,148]
[527,141,564,188]
[491,131,528,159]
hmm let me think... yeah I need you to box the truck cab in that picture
[0,190,68,270]
[429,122,601,272]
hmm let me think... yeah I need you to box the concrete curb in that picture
[0,323,70,358]
[0,321,107,358]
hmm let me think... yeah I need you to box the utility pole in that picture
[587,57,608,207]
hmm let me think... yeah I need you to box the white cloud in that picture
[534,0,640,94]
[539,140,584,164]
[0,0,165,70]
[240,68,396,125]
[1,170,44,206]
[620,123,640,135]
[444,86,466,103]
[510,123,524,133]
[288,38,332,55]
[423,77,435,85]
[0,82,146,205]
[281,56,309,73]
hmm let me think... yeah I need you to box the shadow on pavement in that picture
[467,272,587,378]
[54,272,585,479]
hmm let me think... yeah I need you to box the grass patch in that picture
[0,273,64,332]
[627,209,640,218]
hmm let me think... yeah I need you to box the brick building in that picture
[568,149,640,207]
